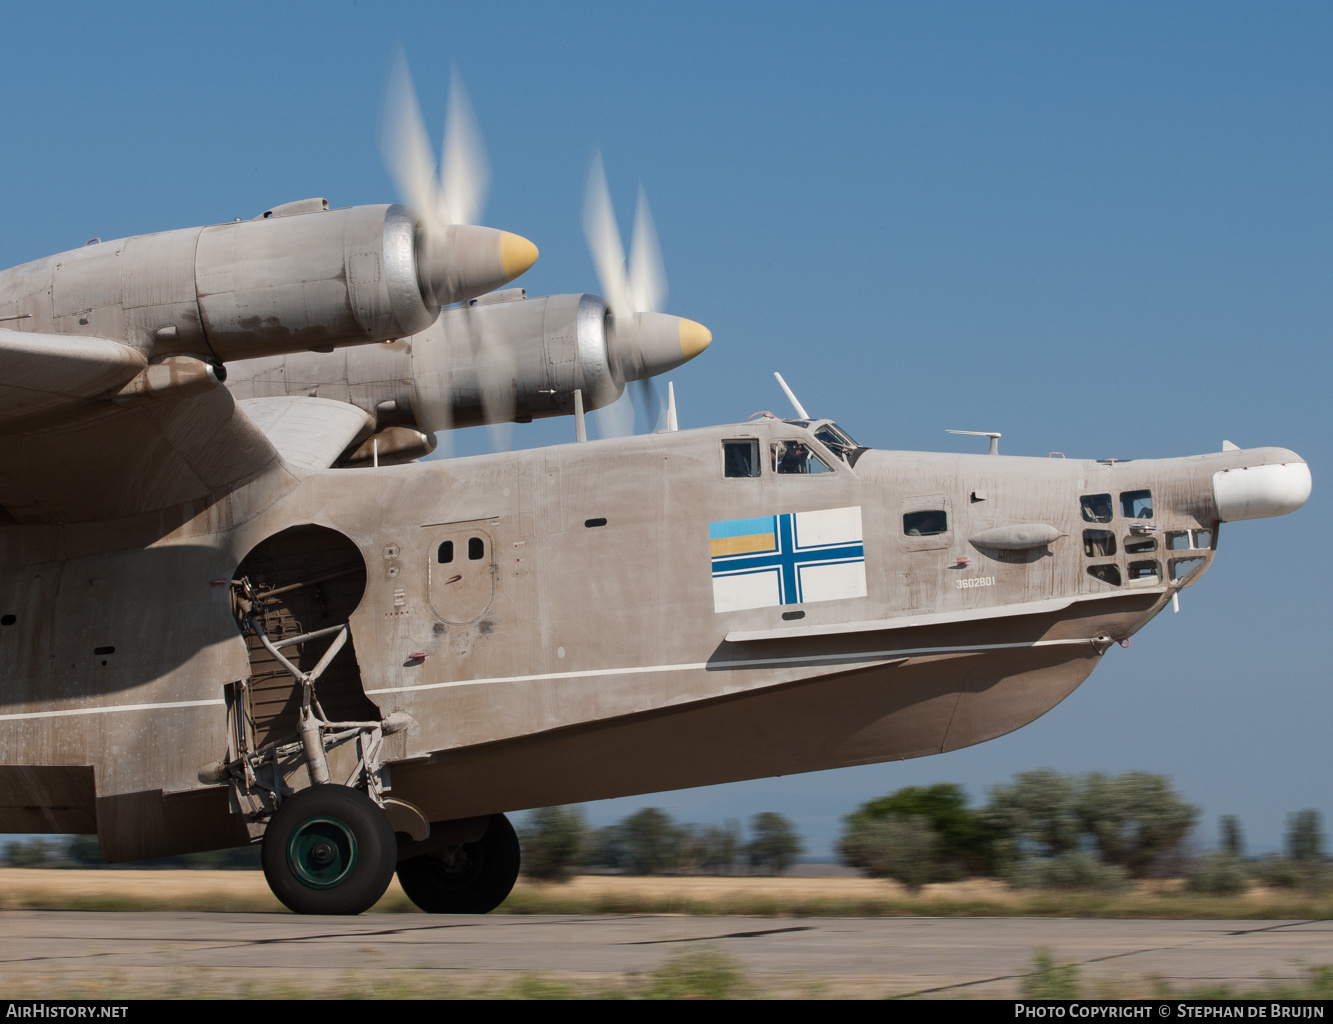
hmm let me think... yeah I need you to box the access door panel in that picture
[427,523,496,624]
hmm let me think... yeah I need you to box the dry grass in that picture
[1,868,1332,918]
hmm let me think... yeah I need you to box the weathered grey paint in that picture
[0,408,1307,860]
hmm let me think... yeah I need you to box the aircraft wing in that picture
[0,331,286,524]
[237,397,372,471]
[0,329,146,429]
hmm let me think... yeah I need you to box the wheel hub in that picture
[287,815,358,889]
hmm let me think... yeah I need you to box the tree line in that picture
[4,770,1327,892]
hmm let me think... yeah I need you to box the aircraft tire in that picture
[396,812,521,914]
[261,785,397,915]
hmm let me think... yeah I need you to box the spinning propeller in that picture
[582,151,711,436]
[381,52,538,299]
[381,54,526,449]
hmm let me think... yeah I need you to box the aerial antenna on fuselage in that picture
[773,372,810,419]
[574,388,588,443]
[947,429,1002,456]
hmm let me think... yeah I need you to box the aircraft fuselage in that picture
[0,417,1309,860]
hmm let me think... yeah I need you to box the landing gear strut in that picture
[226,569,412,915]
[397,813,521,914]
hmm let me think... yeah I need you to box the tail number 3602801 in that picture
[955,576,996,589]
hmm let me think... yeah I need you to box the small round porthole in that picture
[0,614,15,626]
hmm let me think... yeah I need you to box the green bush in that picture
[519,806,589,882]
[839,814,940,891]
[745,812,803,875]
[677,822,741,874]
[1220,815,1244,858]
[1186,851,1248,895]
[3,838,61,867]
[1022,948,1081,1000]
[986,769,1082,861]
[1251,853,1302,889]
[842,783,995,877]
[1286,809,1325,863]
[986,770,1197,877]
[1251,852,1330,892]
[1005,851,1131,891]
[1078,772,1198,876]
[640,948,750,1000]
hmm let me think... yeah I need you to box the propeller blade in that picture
[466,306,517,452]
[381,55,537,306]
[593,390,636,439]
[440,66,490,227]
[634,377,664,433]
[628,186,666,314]
[381,51,441,231]
[582,151,634,316]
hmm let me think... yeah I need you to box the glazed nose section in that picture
[1213,457,1312,521]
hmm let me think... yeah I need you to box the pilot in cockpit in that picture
[776,441,809,474]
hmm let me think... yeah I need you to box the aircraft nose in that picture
[1212,456,1311,521]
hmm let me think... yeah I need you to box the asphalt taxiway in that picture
[1,913,1330,998]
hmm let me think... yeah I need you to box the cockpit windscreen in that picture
[813,423,860,462]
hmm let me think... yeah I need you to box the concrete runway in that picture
[1,913,1331,997]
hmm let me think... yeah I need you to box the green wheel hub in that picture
[286,815,358,889]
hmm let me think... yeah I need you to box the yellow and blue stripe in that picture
[709,515,777,558]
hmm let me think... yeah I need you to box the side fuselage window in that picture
[723,439,760,478]
[1083,530,1116,557]
[903,510,948,536]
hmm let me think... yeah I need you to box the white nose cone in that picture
[1213,461,1312,521]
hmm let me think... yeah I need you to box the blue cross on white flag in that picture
[709,506,866,613]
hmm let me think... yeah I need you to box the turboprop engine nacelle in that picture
[408,290,712,431]
[223,289,711,459]
[0,201,537,364]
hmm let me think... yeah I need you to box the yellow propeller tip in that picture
[500,232,539,280]
[678,318,712,360]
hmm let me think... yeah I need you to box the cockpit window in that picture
[771,441,832,475]
[1121,490,1153,519]
[1080,494,1113,523]
[813,423,860,463]
[723,439,760,478]
[903,509,948,536]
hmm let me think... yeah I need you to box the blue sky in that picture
[1,2,1328,856]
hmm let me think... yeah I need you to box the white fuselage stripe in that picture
[0,638,1099,721]
[0,698,226,723]
[364,636,1098,696]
